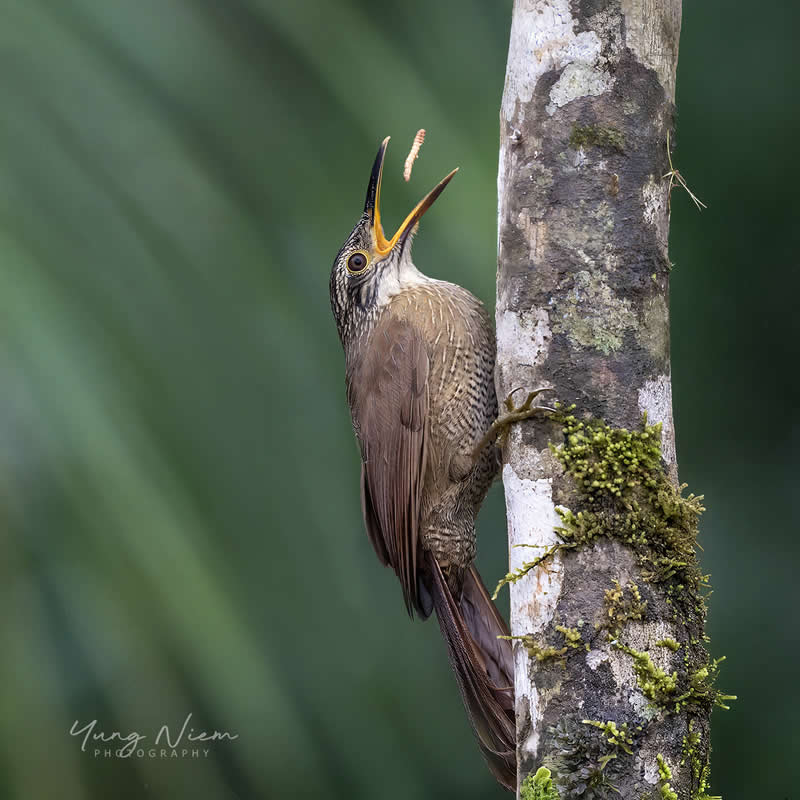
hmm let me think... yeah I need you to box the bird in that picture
[329,137,548,790]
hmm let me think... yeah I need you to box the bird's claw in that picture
[496,387,555,449]
[473,387,555,460]
[503,386,554,414]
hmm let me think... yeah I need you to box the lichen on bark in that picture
[551,270,636,355]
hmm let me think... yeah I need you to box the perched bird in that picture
[329,138,547,790]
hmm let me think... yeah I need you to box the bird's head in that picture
[330,137,457,343]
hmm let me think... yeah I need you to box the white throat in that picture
[373,254,432,308]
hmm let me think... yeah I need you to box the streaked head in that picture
[330,137,457,343]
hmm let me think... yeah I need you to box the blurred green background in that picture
[1,1,797,798]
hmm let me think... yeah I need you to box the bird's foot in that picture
[494,387,556,449]
[472,388,555,461]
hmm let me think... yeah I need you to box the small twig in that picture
[403,129,426,181]
[662,130,706,212]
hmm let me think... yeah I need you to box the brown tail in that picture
[428,553,516,791]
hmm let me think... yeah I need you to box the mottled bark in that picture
[495,2,715,799]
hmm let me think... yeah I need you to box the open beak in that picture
[364,136,458,256]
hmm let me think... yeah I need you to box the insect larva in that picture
[403,129,426,182]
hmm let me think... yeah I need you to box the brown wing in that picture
[347,315,429,615]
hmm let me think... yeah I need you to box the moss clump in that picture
[503,620,589,662]
[502,623,587,663]
[681,719,722,799]
[655,638,681,652]
[656,754,678,800]
[525,639,568,663]
[617,644,678,706]
[494,408,710,626]
[599,580,647,637]
[500,622,589,661]
[615,644,734,715]
[521,766,560,800]
[556,624,583,649]
[501,634,567,663]
[570,124,625,152]
[551,409,707,598]
[673,658,737,713]
[581,719,636,755]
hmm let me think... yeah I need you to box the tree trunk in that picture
[495,2,726,798]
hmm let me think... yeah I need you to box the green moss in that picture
[656,754,678,800]
[521,767,560,800]
[493,542,563,599]
[556,624,583,648]
[655,638,681,652]
[614,645,734,715]
[599,580,647,637]
[614,642,736,714]
[551,409,707,596]
[656,754,672,781]
[570,124,625,152]
[501,634,567,663]
[493,406,734,678]
[501,623,586,664]
[494,407,710,624]
[673,657,737,713]
[681,719,722,799]
[617,644,678,706]
[581,720,635,755]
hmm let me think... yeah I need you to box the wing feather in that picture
[347,316,428,615]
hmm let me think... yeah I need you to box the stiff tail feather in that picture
[428,553,516,791]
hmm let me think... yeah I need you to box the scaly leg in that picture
[472,388,554,463]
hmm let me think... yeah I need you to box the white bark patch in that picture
[501,0,612,124]
[642,178,665,228]
[502,464,565,760]
[547,62,612,115]
[642,177,671,257]
[638,375,676,467]
[503,467,563,636]
[572,146,588,169]
[586,647,609,670]
[643,756,660,785]
[496,308,552,369]
[495,307,552,394]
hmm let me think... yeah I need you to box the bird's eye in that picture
[346,251,369,274]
